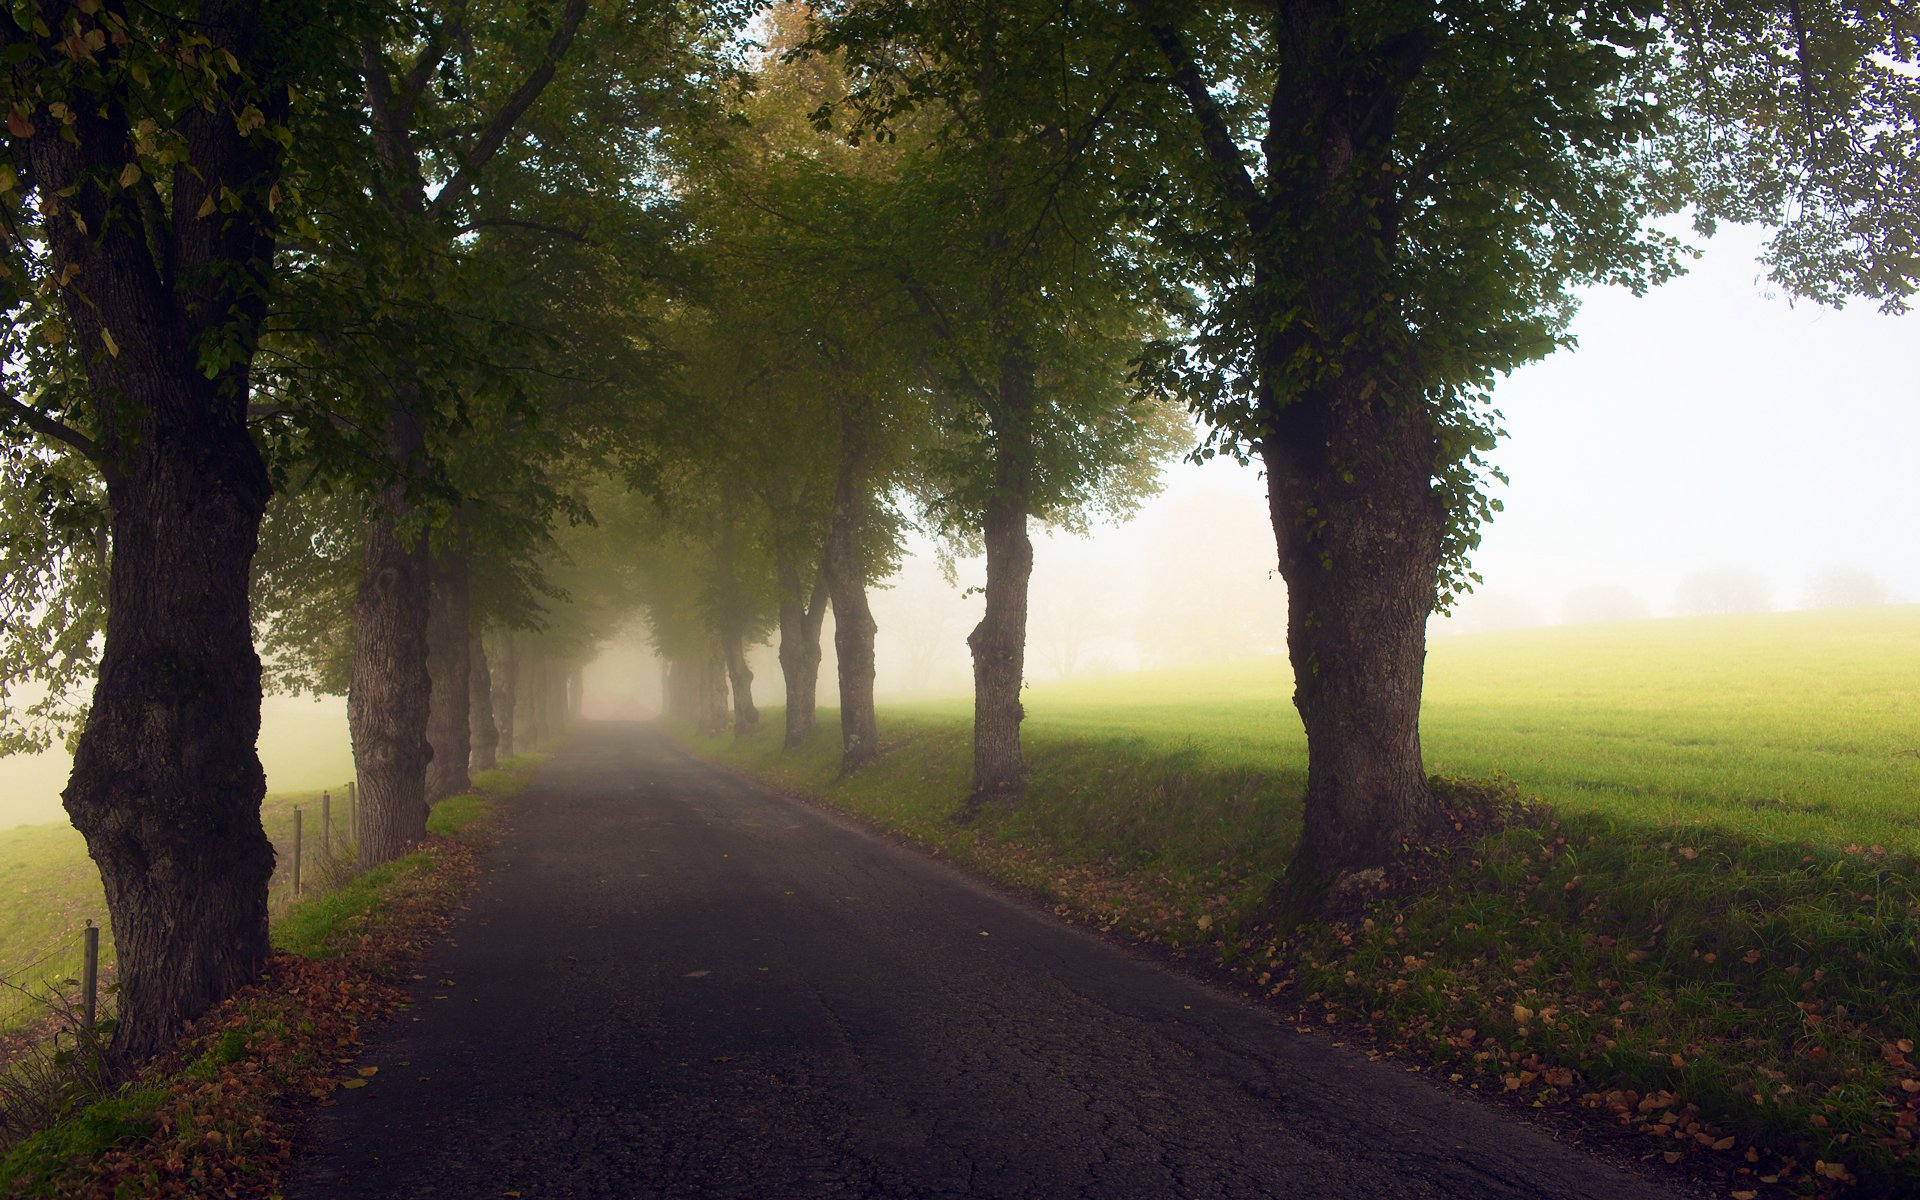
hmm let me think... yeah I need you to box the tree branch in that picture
[361,37,428,212]
[0,391,105,468]
[427,0,589,224]
[1127,1,1271,235]
[452,216,591,244]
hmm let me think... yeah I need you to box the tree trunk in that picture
[567,662,584,720]
[62,393,274,1065]
[522,644,548,745]
[777,563,830,747]
[424,547,472,802]
[704,650,732,734]
[25,0,292,1065]
[469,632,498,772]
[349,410,433,869]
[723,631,758,735]
[968,352,1037,802]
[822,417,879,769]
[1262,368,1448,900]
[491,630,517,759]
[551,657,573,731]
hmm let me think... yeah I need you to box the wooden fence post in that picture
[293,806,303,896]
[322,790,332,858]
[81,920,98,1033]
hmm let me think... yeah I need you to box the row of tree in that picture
[2,0,1913,1066]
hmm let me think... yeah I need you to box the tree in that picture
[0,0,340,1061]
[1801,566,1892,610]
[1123,0,1919,901]
[810,0,1188,800]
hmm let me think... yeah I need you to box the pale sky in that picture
[1122,221,1919,627]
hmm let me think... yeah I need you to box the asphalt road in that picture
[284,722,1681,1200]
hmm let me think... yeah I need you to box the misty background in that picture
[2,223,1912,827]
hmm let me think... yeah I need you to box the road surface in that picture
[285,722,1679,1200]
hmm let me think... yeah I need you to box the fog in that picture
[5,224,1914,827]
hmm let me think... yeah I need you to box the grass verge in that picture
[0,753,542,1199]
[692,717,1916,1199]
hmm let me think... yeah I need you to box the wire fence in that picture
[0,781,361,1041]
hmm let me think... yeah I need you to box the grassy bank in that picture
[0,755,540,1199]
[692,606,1920,1197]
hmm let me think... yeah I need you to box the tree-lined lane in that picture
[286,723,1678,1199]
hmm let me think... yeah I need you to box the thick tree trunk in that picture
[469,632,498,772]
[62,399,274,1065]
[424,547,472,802]
[822,420,879,769]
[723,632,758,735]
[968,496,1033,801]
[349,411,433,869]
[1262,370,1447,897]
[26,0,293,1065]
[703,650,732,735]
[491,630,517,759]
[777,566,830,747]
[968,352,1037,802]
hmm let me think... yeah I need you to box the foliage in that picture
[805,0,1192,543]
[1662,2,1920,313]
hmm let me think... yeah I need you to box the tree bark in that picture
[822,416,879,769]
[723,632,758,735]
[469,632,498,772]
[567,662,584,720]
[1263,370,1447,898]
[62,385,274,1065]
[424,547,472,802]
[491,630,517,759]
[777,565,830,747]
[349,409,433,869]
[967,352,1037,802]
[703,649,732,734]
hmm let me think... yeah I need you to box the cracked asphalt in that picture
[284,722,1681,1200]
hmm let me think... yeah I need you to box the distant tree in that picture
[1801,566,1892,610]
[1563,585,1652,626]
[1675,568,1775,616]
[812,0,1190,802]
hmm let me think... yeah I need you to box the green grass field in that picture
[0,784,358,1031]
[697,605,1920,1191]
[878,605,1920,852]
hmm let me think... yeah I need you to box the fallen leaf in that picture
[340,1079,367,1090]
[357,1066,378,1077]
[684,969,710,978]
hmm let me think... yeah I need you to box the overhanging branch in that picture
[427,0,589,224]
[0,390,104,469]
